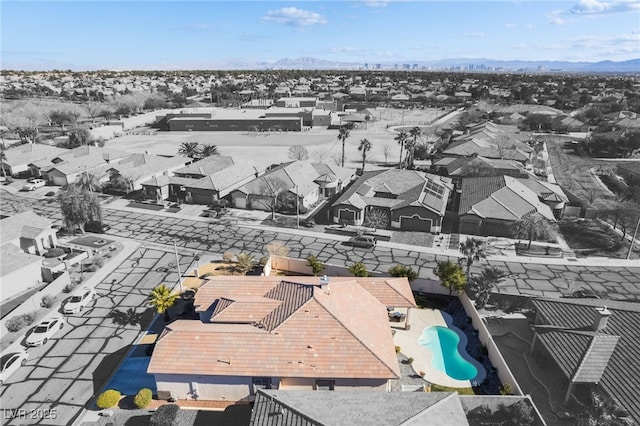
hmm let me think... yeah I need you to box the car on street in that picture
[63,287,96,314]
[22,179,46,191]
[0,350,29,385]
[347,235,377,248]
[25,317,66,347]
[84,221,111,234]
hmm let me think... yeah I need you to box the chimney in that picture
[320,275,329,293]
[592,306,612,331]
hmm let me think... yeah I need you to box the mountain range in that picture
[208,57,640,73]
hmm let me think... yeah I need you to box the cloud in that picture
[356,0,390,7]
[463,32,485,38]
[547,10,566,25]
[570,31,640,49]
[261,7,327,28]
[569,0,640,15]
[504,23,517,28]
[526,23,534,29]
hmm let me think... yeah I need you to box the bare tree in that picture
[382,144,392,164]
[364,207,389,231]
[252,175,290,220]
[266,241,290,275]
[288,145,309,161]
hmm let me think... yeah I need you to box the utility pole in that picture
[627,215,640,260]
[173,241,183,292]
[296,185,300,229]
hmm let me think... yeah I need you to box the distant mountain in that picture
[209,56,639,73]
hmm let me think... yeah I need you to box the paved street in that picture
[2,190,639,301]
[0,247,195,426]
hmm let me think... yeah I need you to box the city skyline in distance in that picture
[2,0,639,71]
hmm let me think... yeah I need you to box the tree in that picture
[510,214,557,249]
[577,391,632,426]
[395,131,409,169]
[148,284,178,315]
[388,264,418,282]
[407,126,422,168]
[358,138,372,172]
[66,128,92,148]
[177,142,201,159]
[433,260,467,295]
[471,266,508,309]
[459,237,487,275]
[364,207,390,231]
[382,144,392,164]
[253,175,290,220]
[199,143,219,159]
[235,252,256,275]
[348,261,370,277]
[338,124,351,167]
[288,145,309,161]
[0,148,7,179]
[267,241,290,274]
[84,102,106,123]
[76,171,102,193]
[306,255,324,276]
[108,172,134,193]
[58,185,102,234]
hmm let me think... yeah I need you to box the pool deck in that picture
[393,308,473,389]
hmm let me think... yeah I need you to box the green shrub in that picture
[388,264,419,282]
[306,255,324,276]
[134,388,153,408]
[499,384,512,396]
[96,389,121,409]
[93,257,106,268]
[63,282,79,293]
[150,404,180,426]
[347,261,370,277]
[5,312,37,333]
[41,294,57,308]
[43,248,65,258]
[407,357,414,364]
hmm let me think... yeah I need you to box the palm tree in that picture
[0,148,7,179]
[235,252,256,275]
[177,142,201,159]
[472,266,508,309]
[338,125,351,167]
[459,237,487,275]
[578,391,632,426]
[394,131,409,169]
[148,284,179,315]
[407,126,422,168]
[358,138,372,173]
[199,144,219,159]
[511,213,557,249]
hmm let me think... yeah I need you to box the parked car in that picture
[84,221,111,234]
[22,179,46,191]
[347,235,377,248]
[63,287,96,314]
[25,318,66,347]
[0,350,29,385]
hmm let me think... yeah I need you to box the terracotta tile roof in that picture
[173,155,235,177]
[150,277,407,380]
[532,298,640,424]
[354,278,416,308]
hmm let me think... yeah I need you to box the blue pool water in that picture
[418,325,478,381]
[105,356,156,395]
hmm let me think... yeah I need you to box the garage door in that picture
[401,215,432,232]
[338,209,356,221]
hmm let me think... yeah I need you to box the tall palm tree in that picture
[148,284,179,315]
[177,141,202,159]
[511,213,557,249]
[578,391,632,426]
[358,138,372,173]
[199,144,219,159]
[394,131,409,169]
[459,237,487,275]
[408,126,422,168]
[472,266,508,309]
[338,125,351,167]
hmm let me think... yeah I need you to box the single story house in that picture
[457,175,557,237]
[330,169,453,233]
[1,144,68,177]
[104,153,188,192]
[40,146,131,186]
[148,276,414,402]
[231,161,355,212]
[431,155,528,186]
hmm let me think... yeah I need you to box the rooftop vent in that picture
[592,306,612,331]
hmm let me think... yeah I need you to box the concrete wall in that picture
[0,260,43,303]
[155,373,254,402]
[169,118,303,132]
[0,272,70,335]
[458,293,524,396]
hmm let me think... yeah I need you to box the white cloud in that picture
[463,32,486,38]
[357,0,391,7]
[526,23,534,29]
[570,31,640,49]
[504,23,517,28]
[547,10,566,25]
[570,0,640,15]
[261,7,327,28]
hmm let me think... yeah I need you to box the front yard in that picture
[559,219,638,259]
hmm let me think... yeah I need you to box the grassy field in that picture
[103,107,448,171]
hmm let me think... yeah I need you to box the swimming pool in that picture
[418,325,482,381]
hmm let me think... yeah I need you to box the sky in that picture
[1,0,639,70]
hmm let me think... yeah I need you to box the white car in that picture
[0,350,29,385]
[63,288,96,314]
[22,179,46,191]
[25,317,66,347]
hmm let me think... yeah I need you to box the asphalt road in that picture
[0,247,193,426]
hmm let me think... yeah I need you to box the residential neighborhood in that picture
[1,2,640,424]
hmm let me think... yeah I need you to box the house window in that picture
[315,380,335,391]
[252,377,271,393]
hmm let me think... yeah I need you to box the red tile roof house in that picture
[231,161,355,212]
[147,276,416,402]
[330,169,453,233]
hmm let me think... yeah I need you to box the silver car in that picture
[25,318,66,347]
[0,351,29,384]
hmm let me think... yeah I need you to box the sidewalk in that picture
[1,236,141,356]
